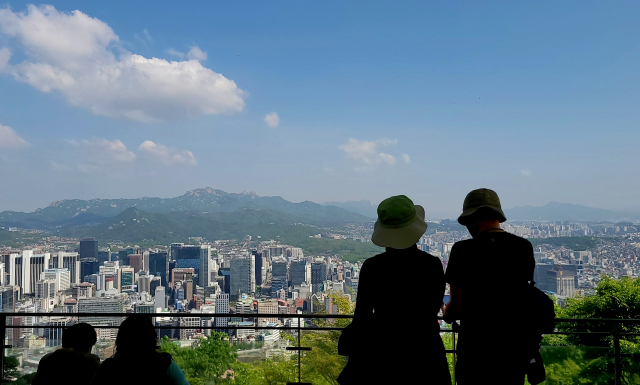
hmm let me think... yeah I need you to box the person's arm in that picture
[442,243,464,323]
[167,360,190,385]
[443,285,462,324]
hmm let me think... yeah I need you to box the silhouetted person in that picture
[443,188,535,384]
[33,323,100,385]
[338,195,451,384]
[91,315,189,385]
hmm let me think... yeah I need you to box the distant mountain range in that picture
[0,188,371,233]
[322,200,377,218]
[504,202,639,222]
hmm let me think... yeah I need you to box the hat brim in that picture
[457,205,507,225]
[371,205,428,249]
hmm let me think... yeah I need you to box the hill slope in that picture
[505,202,637,221]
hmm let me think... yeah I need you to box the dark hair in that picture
[62,323,97,351]
[115,315,158,355]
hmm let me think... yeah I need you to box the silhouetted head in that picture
[115,315,158,355]
[62,323,97,353]
[458,189,507,237]
[371,195,428,249]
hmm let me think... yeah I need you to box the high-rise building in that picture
[149,251,168,287]
[80,258,99,282]
[272,257,288,281]
[311,262,326,293]
[79,238,98,260]
[128,254,143,274]
[230,256,255,300]
[52,252,80,286]
[138,273,153,294]
[214,293,230,328]
[155,286,167,311]
[24,251,50,295]
[290,260,308,287]
[0,286,18,312]
[42,268,71,292]
[118,267,135,293]
[78,297,125,340]
[253,251,263,287]
[97,250,111,265]
[257,300,279,326]
[171,268,195,289]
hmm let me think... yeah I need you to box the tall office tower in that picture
[214,293,230,328]
[290,260,308,287]
[171,244,210,287]
[80,258,99,282]
[272,257,288,281]
[42,268,71,292]
[171,268,195,289]
[97,250,111,265]
[230,256,255,300]
[22,251,51,295]
[184,280,194,303]
[85,274,104,291]
[168,260,176,284]
[269,246,284,258]
[78,297,125,340]
[149,251,168,287]
[8,253,22,288]
[155,286,167,311]
[253,251,263,286]
[118,267,135,293]
[150,276,161,296]
[199,245,211,288]
[546,267,576,297]
[288,247,303,259]
[128,254,143,274]
[44,317,72,347]
[0,262,4,286]
[53,252,80,286]
[0,286,18,312]
[138,273,153,294]
[80,238,98,260]
[257,300,279,326]
[35,279,56,312]
[311,262,327,293]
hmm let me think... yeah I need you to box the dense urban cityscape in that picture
[0,216,639,381]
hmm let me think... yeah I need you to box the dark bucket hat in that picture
[371,195,428,249]
[457,188,507,225]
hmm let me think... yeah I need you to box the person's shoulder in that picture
[500,232,533,248]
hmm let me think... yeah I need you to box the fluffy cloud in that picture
[0,123,29,148]
[0,5,245,122]
[264,112,280,128]
[81,138,136,163]
[338,138,398,165]
[139,140,197,166]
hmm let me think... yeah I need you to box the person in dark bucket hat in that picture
[457,188,507,225]
[442,188,536,385]
[371,195,428,249]
[337,195,451,385]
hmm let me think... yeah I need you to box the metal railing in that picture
[1,313,639,385]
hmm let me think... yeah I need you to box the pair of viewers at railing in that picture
[31,316,189,385]
[337,189,549,385]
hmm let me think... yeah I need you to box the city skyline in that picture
[1,2,640,218]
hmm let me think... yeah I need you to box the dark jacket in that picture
[338,246,451,384]
[33,348,100,385]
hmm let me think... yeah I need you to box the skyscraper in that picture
[128,254,143,274]
[79,238,98,260]
[311,262,327,293]
[149,251,168,287]
[171,244,210,287]
[118,267,135,293]
[290,260,308,287]
[230,256,255,300]
[80,258,99,282]
[53,252,80,286]
[215,293,230,328]
[253,251,263,287]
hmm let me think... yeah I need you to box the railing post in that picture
[613,322,622,385]
[0,315,4,383]
[297,316,301,383]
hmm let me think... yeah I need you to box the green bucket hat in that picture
[457,188,507,225]
[371,195,428,249]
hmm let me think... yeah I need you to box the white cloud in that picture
[264,112,280,128]
[0,5,245,122]
[0,47,10,71]
[82,138,136,163]
[143,28,153,42]
[402,154,410,164]
[0,123,29,148]
[166,48,185,59]
[186,46,207,62]
[138,140,197,166]
[338,138,398,165]
[521,170,532,176]
[49,160,71,172]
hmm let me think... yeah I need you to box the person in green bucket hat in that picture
[442,188,536,385]
[337,195,451,385]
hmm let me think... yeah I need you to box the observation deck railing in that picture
[1,313,640,385]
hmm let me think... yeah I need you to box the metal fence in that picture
[1,313,639,385]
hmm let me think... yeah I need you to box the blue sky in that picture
[0,1,639,218]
